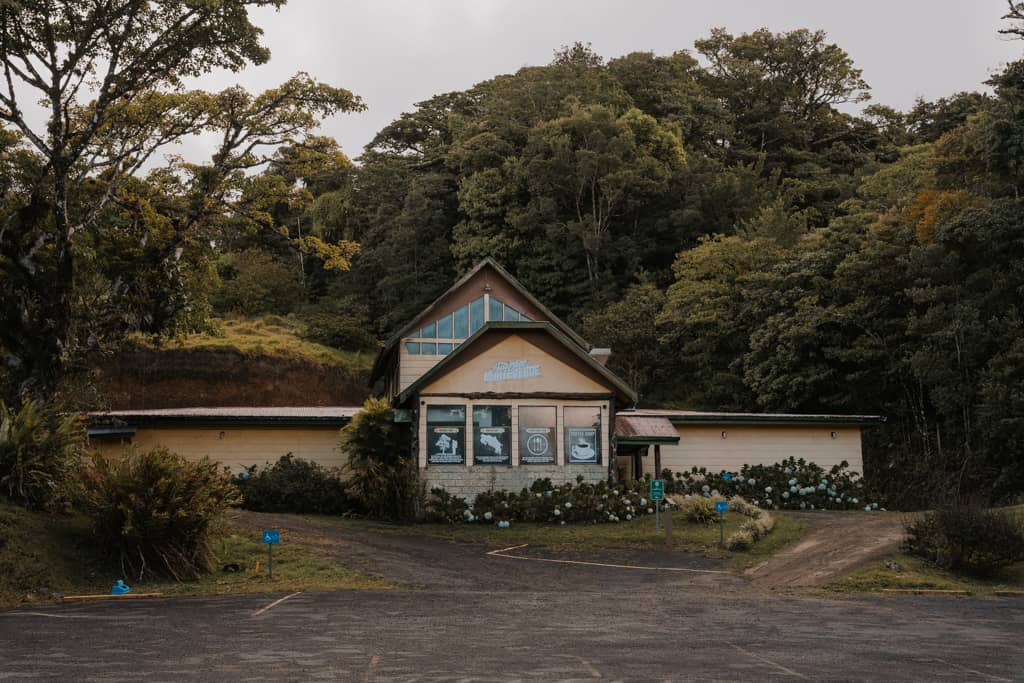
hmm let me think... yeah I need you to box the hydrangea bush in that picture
[659,457,885,512]
[424,457,880,526]
[425,476,666,525]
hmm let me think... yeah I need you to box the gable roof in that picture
[395,321,637,406]
[370,258,590,384]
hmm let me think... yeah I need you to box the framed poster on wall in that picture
[519,406,557,464]
[427,405,466,465]
[473,405,511,465]
[564,406,601,464]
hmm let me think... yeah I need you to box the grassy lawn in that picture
[129,315,373,370]
[315,510,806,567]
[829,554,1024,595]
[0,502,392,610]
[829,504,1024,596]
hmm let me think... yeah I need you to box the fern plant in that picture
[0,399,85,509]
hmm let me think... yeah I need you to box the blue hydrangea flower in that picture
[782,491,790,499]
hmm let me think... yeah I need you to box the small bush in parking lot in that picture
[232,454,352,515]
[76,447,241,581]
[904,505,1024,576]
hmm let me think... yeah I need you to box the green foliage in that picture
[904,506,1024,577]
[300,313,378,352]
[674,495,721,525]
[0,400,85,510]
[75,447,241,581]
[232,454,352,515]
[340,398,416,520]
[213,249,305,316]
[658,457,880,511]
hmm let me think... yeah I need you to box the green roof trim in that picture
[616,435,680,445]
[88,414,354,428]
[661,414,884,426]
[371,258,591,384]
[395,321,637,406]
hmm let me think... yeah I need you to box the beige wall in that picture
[643,424,863,477]
[92,425,346,472]
[420,334,607,396]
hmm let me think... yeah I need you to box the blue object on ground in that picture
[111,579,131,595]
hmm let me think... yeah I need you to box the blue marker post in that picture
[715,500,729,546]
[262,530,280,579]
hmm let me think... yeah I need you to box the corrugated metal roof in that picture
[615,415,679,442]
[90,407,361,418]
[625,409,884,425]
[88,406,361,427]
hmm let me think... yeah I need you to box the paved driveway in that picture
[1,547,1022,681]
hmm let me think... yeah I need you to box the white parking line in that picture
[0,611,88,619]
[486,544,728,574]
[252,591,303,617]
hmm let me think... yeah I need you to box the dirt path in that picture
[746,511,905,588]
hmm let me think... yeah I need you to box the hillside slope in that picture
[80,317,374,409]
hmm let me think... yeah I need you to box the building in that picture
[90,259,881,498]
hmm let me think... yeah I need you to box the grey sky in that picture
[189,0,1020,161]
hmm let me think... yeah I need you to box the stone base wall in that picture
[421,464,607,500]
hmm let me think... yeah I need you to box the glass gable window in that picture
[453,305,469,338]
[403,296,489,355]
[469,297,484,333]
[427,405,466,465]
[473,405,511,465]
[519,406,557,464]
[564,406,601,464]
[489,296,504,322]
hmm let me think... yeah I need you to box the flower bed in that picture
[424,457,883,527]
[659,457,884,512]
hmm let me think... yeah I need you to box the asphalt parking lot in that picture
[1,546,1022,682]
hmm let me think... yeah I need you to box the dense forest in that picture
[2,2,1023,506]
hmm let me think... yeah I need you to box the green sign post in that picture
[650,479,665,534]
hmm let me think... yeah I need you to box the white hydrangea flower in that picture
[553,508,561,516]
[484,511,493,521]
[747,478,756,486]
[626,514,632,521]
[764,486,772,493]
[640,498,647,506]
[565,502,572,509]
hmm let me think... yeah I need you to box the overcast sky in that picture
[189,0,1021,161]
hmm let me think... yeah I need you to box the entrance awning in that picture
[615,415,679,445]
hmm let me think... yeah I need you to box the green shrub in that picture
[232,454,352,515]
[904,505,1024,576]
[424,487,471,523]
[659,456,882,511]
[76,447,241,581]
[672,495,721,525]
[301,313,378,351]
[0,399,85,510]
[341,397,416,520]
[725,528,755,551]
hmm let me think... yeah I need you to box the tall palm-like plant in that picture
[0,399,85,509]
[341,398,415,519]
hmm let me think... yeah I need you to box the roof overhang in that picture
[625,409,885,427]
[615,415,680,445]
[395,321,637,406]
[86,407,359,429]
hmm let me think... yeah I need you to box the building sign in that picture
[566,427,599,464]
[475,427,511,465]
[519,427,555,464]
[428,426,465,464]
[483,359,541,383]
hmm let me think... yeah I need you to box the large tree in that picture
[0,1,362,396]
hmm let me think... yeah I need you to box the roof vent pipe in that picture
[589,348,612,366]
